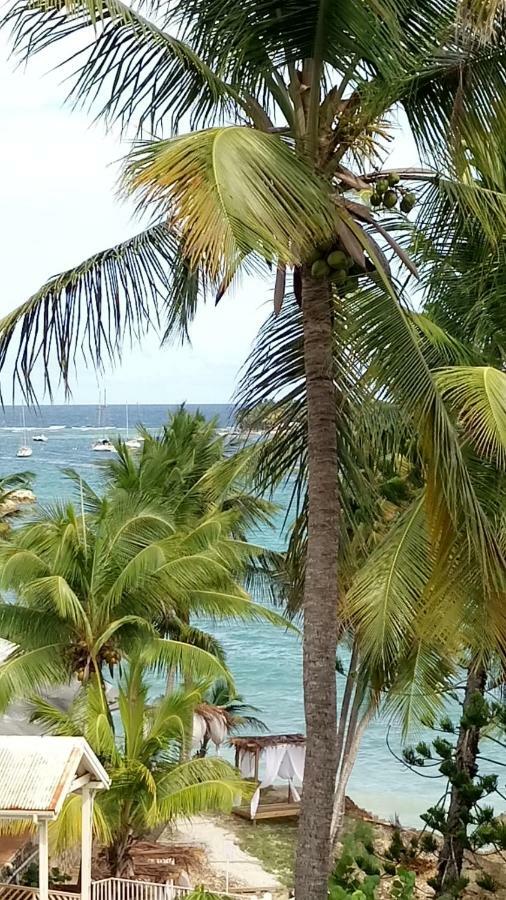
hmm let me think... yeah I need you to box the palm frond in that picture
[123,127,336,279]
[0,223,197,399]
[140,637,232,685]
[435,366,506,468]
[0,644,69,713]
[153,756,251,825]
[2,0,240,134]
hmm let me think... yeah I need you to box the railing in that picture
[0,884,75,900]
[92,880,187,900]
[91,878,262,900]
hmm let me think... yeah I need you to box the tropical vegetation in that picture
[24,662,249,876]
[2,0,506,894]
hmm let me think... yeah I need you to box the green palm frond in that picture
[140,637,232,685]
[153,756,250,825]
[350,279,504,602]
[23,576,87,627]
[2,0,240,134]
[51,792,113,853]
[435,366,506,468]
[385,638,457,736]
[346,496,429,672]
[0,223,197,399]
[123,127,336,278]
[0,644,69,713]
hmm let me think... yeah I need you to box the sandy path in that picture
[172,815,281,894]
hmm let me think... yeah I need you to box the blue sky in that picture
[0,32,419,405]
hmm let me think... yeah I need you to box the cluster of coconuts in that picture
[307,244,357,285]
[72,639,121,682]
[370,173,416,213]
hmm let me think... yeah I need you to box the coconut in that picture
[330,269,347,286]
[305,247,322,265]
[370,192,382,207]
[311,259,331,278]
[327,250,349,270]
[383,189,398,209]
[376,178,388,194]
[388,173,400,186]
[400,192,416,213]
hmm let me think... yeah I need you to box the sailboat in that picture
[92,390,116,453]
[16,407,33,458]
[124,403,142,450]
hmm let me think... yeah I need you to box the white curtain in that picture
[238,750,257,778]
[251,744,299,817]
[278,745,306,803]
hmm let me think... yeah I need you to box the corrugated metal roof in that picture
[0,736,110,817]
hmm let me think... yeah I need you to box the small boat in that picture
[32,434,48,443]
[92,390,116,453]
[16,408,33,458]
[92,438,116,453]
[124,403,142,450]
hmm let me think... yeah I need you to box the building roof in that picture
[230,733,306,753]
[0,736,110,819]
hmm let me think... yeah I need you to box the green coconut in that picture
[311,259,331,278]
[388,173,400,186]
[327,249,349,270]
[305,247,322,265]
[383,189,398,209]
[329,269,347,286]
[400,192,416,213]
[370,192,382,207]
[376,178,388,194]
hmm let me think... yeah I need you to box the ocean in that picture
[0,404,477,825]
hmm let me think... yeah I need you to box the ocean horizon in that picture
[0,403,488,826]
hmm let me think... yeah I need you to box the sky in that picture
[0,31,419,406]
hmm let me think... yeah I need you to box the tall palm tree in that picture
[0,483,287,713]
[2,2,506,894]
[26,665,250,876]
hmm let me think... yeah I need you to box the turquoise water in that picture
[0,404,489,825]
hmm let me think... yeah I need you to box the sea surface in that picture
[0,404,497,825]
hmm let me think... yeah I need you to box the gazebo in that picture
[230,734,306,822]
[0,736,110,900]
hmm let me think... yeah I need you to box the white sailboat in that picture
[92,390,116,453]
[16,408,32,458]
[124,403,142,450]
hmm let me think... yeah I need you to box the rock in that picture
[0,490,36,519]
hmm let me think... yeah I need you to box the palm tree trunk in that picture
[434,664,487,897]
[331,706,375,843]
[295,272,339,900]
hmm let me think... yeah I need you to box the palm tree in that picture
[28,664,249,877]
[194,678,267,757]
[2,2,506,894]
[0,482,286,713]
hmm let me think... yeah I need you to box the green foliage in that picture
[329,824,415,900]
[33,667,250,870]
[476,873,497,893]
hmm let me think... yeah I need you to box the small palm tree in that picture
[29,664,250,877]
[0,482,285,712]
[194,679,267,757]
